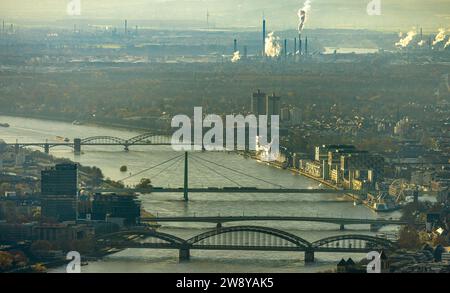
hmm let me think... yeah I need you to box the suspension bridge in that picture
[94,226,399,263]
[92,152,351,201]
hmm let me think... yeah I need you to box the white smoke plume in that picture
[432,28,447,46]
[395,30,417,47]
[297,0,312,33]
[231,51,241,63]
[265,32,281,57]
[417,40,426,46]
[445,39,450,48]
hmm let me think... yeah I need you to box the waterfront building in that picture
[92,193,141,226]
[340,152,384,188]
[40,163,79,222]
[32,223,94,243]
[315,145,356,162]
[41,163,78,196]
[41,197,77,222]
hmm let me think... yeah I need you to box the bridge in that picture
[92,152,354,201]
[95,226,399,263]
[8,132,175,154]
[140,216,415,231]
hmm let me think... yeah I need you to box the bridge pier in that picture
[179,246,190,262]
[44,143,50,154]
[304,249,315,264]
[74,138,81,155]
[370,224,383,232]
[14,143,20,155]
[340,224,345,231]
[124,145,129,152]
[216,223,222,229]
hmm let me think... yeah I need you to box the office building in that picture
[92,193,141,226]
[315,145,356,162]
[41,197,77,222]
[266,93,281,116]
[40,163,78,222]
[41,163,78,196]
[251,89,266,115]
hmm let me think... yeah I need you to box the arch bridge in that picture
[8,132,178,154]
[95,226,398,263]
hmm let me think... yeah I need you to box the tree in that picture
[0,252,14,272]
[398,226,422,250]
[136,178,152,189]
[30,240,53,255]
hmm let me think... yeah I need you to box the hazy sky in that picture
[0,0,449,31]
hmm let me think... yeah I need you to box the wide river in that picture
[0,115,401,273]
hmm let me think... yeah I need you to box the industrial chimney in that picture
[294,38,297,56]
[262,19,266,57]
[305,36,308,56]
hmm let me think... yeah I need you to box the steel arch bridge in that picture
[95,229,186,250]
[187,226,311,251]
[80,133,172,146]
[311,234,398,252]
[94,226,398,262]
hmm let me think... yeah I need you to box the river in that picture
[0,115,401,273]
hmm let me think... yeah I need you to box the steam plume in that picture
[445,39,450,48]
[265,32,281,57]
[395,30,417,47]
[231,51,241,63]
[297,0,312,33]
[417,40,425,46]
[433,28,447,46]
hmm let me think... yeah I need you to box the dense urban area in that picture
[0,16,449,273]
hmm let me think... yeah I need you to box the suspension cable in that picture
[189,155,242,187]
[191,154,286,188]
[118,153,184,182]
[151,155,184,181]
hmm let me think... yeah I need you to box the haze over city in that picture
[0,0,449,277]
[0,0,449,31]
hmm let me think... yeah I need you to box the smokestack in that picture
[2,20,4,34]
[294,38,297,56]
[305,36,308,56]
[234,39,237,52]
[420,27,423,40]
[299,38,302,55]
[284,39,287,58]
[124,19,128,35]
[135,25,138,35]
[262,19,266,56]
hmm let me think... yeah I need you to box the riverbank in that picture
[0,112,154,134]
[240,151,394,213]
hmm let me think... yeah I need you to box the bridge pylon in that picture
[184,152,189,202]
[74,138,81,155]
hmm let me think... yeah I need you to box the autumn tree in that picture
[398,226,422,250]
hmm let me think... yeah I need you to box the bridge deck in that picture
[140,216,411,225]
[94,188,349,194]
